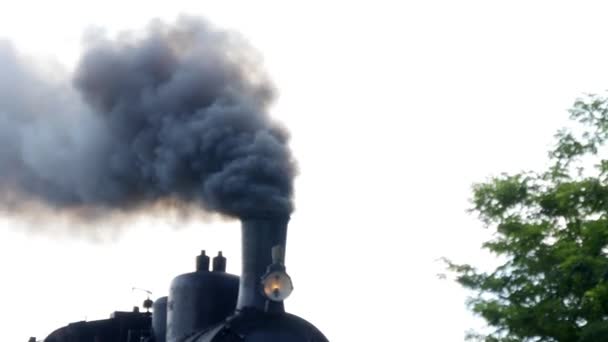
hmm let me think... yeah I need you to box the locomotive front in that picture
[161,216,328,342]
[39,216,329,342]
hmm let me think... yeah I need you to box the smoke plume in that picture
[0,17,296,222]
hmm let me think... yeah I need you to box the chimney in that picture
[237,216,289,313]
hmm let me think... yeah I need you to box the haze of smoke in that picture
[0,17,296,223]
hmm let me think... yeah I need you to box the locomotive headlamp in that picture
[260,245,293,302]
[261,270,293,301]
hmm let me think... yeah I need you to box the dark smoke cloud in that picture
[0,17,296,221]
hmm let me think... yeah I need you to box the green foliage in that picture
[447,94,608,341]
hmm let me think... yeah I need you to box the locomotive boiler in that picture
[36,217,328,342]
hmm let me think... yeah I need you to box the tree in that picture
[446,94,608,342]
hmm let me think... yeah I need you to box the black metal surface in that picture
[183,310,329,342]
[196,251,210,272]
[43,310,151,342]
[152,296,168,342]
[144,298,154,311]
[167,254,239,342]
[212,252,226,272]
[237,218,288,313]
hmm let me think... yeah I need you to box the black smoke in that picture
[0,17,296,221]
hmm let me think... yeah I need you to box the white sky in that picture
[2,1,608,341]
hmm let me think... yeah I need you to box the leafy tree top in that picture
[447,94,608,342]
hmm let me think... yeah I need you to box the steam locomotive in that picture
[34,218,329,342]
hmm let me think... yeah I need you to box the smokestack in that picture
[237,216,288,313]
